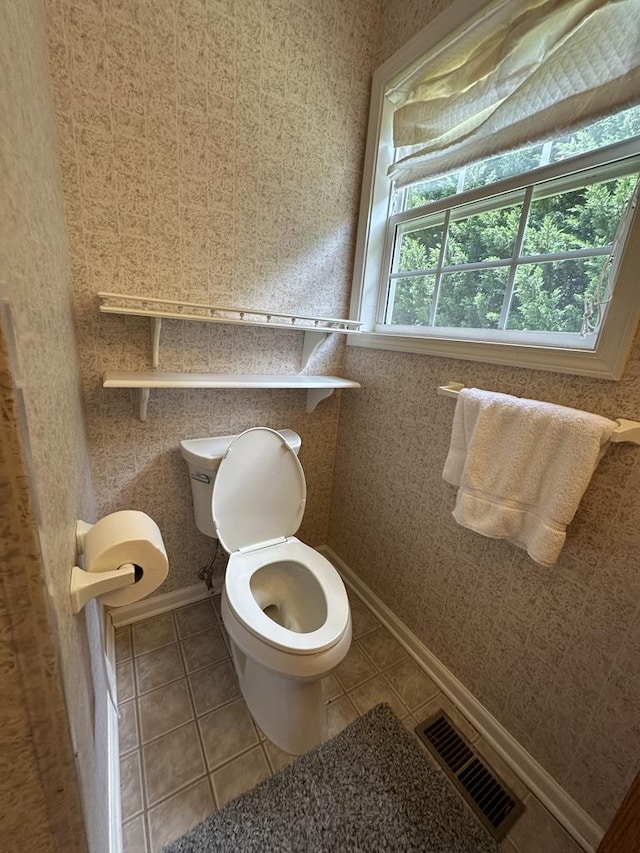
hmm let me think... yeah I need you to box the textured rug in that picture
[164,704,497,852]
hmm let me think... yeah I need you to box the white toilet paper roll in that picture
[83,510,168,607]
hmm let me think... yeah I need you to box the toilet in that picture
[180,427,351,754]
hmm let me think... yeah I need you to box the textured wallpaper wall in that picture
[45,0,381,594]
[0,331,87,852]
[328,0,640,829]
[1,0,109,850]
[330,343,640,828]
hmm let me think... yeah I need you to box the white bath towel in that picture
[442,389,617,566]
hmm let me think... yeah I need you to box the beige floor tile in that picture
[334,644,376,691]
[383,657,440,711]
[120,750,143,822]
[474,738,528,801]
[181,626,228,673]
[358,627,407,670]
[198,699,259,770]
[116,627,132,662]
[211,594,223,623]
[350,603,381,639]
[343,584,362,605]
[147,777,214,853]
[211,746,271,808]
[250,717,267,742]
[402,714,418,734]
[189,660,241,716]
[349,674,407,720]
[499,837,519,852]
[507,795,583,853]
[220,624,232,655]
[413,693,480,745]
[264,739,298,774]
[117,660,135,702]
[119,700,139,755]
[122,814,147,853]
[174,600,216,639]
[322,694,359,742]
[401,713,439,758]
[132,614,176,656]
[138,679,194,743]
[143,722,206,806]
[321,673,343,704]
[135,643,185,695]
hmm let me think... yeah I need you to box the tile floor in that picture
[116,588,585,853]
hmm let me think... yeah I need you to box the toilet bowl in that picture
[180,427,351,754]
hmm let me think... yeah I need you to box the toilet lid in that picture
[212,427,306,553]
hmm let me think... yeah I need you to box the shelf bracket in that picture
[151,317,161,368]
[610,418,640,444]
[438,381,466,398]
[306,387,334,413]
[139,388,150,422]
[301,330,328,370]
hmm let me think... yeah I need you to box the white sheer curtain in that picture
[388,0,640,188]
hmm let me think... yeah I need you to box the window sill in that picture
[346,330,629,380]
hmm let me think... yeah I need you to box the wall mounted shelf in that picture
[98,292,362,370]
[103,371,361,421]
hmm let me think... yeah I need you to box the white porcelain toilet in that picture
[180,427,351,754]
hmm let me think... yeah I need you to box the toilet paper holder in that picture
[70,520,136,613]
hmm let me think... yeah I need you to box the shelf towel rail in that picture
[98,292,361,371]
[437,381,640,445]
[98,292,363,333]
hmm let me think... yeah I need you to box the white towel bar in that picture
[437,381,640,445]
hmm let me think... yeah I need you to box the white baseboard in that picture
[109,583,212,628]
[104,617,122,853]
[321,545,604,853]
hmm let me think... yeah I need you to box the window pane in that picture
[524,175,637,255]
[398,106,640,213]
[395,224,443,272]
[402,174,460,209]
[506,257,608,333]
[434,268,509,329]
[446,205,521,265]
[388,275,436,325]
[550,104,640,163]
[461,145,546,192]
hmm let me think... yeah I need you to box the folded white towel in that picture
[442,388,617,566]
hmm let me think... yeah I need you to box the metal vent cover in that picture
[415,711,524,841]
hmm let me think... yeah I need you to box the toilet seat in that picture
[213,428,350,657]
[225,538,350,655]
[212,427,306,554]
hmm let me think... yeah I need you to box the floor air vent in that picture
[415,712,524,841]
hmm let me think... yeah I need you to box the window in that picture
[384,112,640,341]
[350,0,640,378]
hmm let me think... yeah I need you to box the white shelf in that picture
[98,292,361,370]
[98,294,363,418]
[103,372,361,420]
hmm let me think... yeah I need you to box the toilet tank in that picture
[180,429,302,539]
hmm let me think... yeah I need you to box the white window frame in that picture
[348,0,640,379]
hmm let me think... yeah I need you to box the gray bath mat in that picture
[164,703,497,852]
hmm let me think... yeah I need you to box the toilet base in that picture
[221,590,351,755]
[229,637,324,755]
